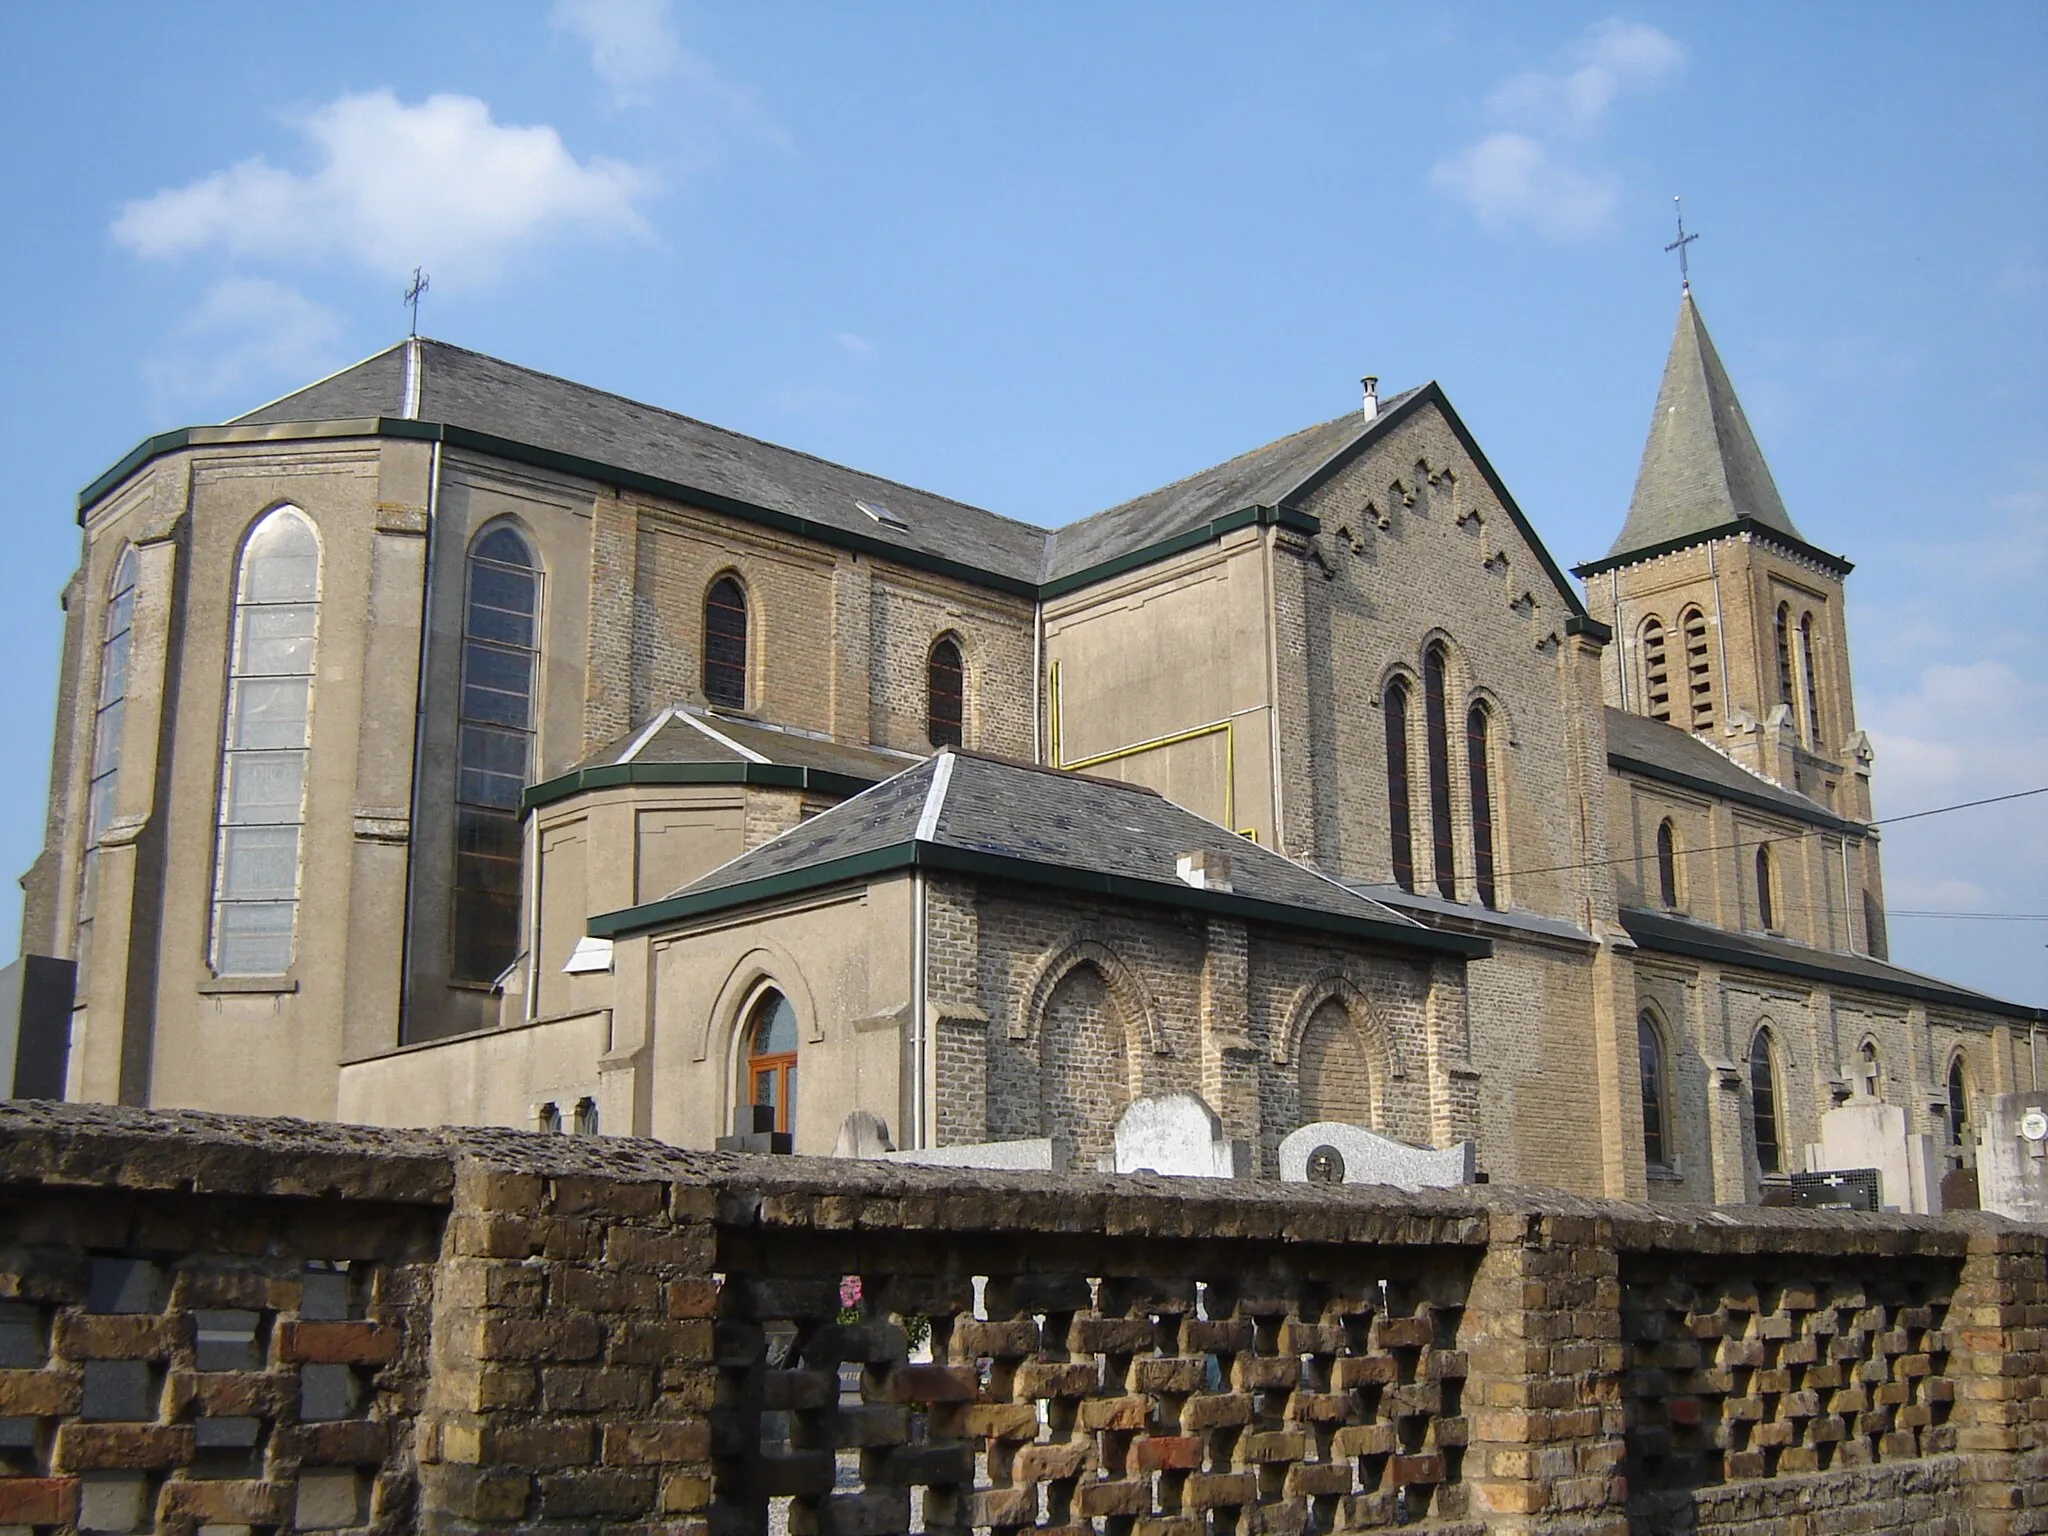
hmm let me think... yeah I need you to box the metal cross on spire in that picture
[1664,197,1699,292]
[404,266,431,336]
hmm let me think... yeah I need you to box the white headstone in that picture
[879,1138,1068,1172]
[834,1110,895,1159]
[1105,1093,1250,1179]
[1807,1100,1942,1214]
[1977,1090,2048,1222]
[1277,1122,1475,1190]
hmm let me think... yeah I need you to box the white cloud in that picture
[831,331,874,356]
[142,278,343,413]
[1432,19,1683,242]
[113,91,654,284]
[1429,133,1619,241]
[551,0,684,108]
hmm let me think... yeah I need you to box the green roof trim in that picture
[1621,909,2046,1025]
[589,837,1491,958]
[1572,518,1853,581]
[1038,503,1318,599]
[80,421,1324,605]
[521,759,879,813]
[1608,750,1867,836]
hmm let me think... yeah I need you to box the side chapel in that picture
[19,288,2043,1200]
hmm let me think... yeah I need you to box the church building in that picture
[19,289,2043,1201]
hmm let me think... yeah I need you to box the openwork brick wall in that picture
[0,1114,446,1535]
[0,1102,2041,1536]
[711,1230,1481,1536]
[1623,1254,1960,1492]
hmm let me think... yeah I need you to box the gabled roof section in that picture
[1601,292,1806,565]
[590,750,1488,957]
[235,340,1052,585]
[1604,708,1864,834]
[1043,400,1412,583]
[523,707,917,813]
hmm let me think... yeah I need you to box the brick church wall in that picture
[0,1102,2040,1535]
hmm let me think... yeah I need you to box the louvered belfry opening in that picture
[1641,617,1672,722]
[1681,607,1714,733]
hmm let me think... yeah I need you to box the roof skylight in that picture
[856,498,910,531]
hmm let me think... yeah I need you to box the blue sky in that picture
[1,2,2042,1002]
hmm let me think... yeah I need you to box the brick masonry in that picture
[0,1102,2039,1535]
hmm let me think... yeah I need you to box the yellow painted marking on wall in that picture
[1047,659,1238,833]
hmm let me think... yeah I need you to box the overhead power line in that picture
[1496,784,2048,882]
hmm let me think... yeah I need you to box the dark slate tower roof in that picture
[1603,292,1804,563]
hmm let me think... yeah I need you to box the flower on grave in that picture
[840,1275,862,1311]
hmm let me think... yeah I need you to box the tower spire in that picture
[1599,291,1804,564]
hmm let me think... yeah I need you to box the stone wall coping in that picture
[3,1101,2039,1257]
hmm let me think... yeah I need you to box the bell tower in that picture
[1575,290,1874,825]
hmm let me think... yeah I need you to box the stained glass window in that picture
[453,526,537,985]
[703,574,747,709]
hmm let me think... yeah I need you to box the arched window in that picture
[1384,678,1414,892]
[1638,1012,1669,1168]
[453,526,539,985]
[1754,844,1776,931]
[1947,1055,1970,1149]
[1749,1028,1782,1175]
[1857,1039,1882,1098]
[1680,606,1714,733]
[78,549,139,978]
[703,574,748,709]
[1422,644,1455,899]
[743,990,799,1134]
[572,1097,600,1137]
[927,636,964,748]
[1774,603,1795,707]
[1641,617,1672,723]
[1655,819,1679,908]
[1797,612,1821,746]
[1863,889,1888,961]
[1467,702,1497,909]
[211,508,320,976]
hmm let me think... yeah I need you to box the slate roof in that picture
[574,707,921,780]
[237,340,1052,585]
[589,750,1487,957]
[1042,397,1414,581]
[1621,908,2045,1025]
[1602,292,1806,564]
[1603,707,1860,831]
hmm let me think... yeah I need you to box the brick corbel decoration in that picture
[0,1101,2039,1536]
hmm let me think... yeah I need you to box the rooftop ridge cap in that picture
[418,340,1054,542]
[673,711,768,764]
[914,749,956,843]
[618,707,678,764]
[666,755,939,896]
[229,337,409,424]
[683,707,926,761]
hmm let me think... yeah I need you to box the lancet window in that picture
[1467,702,1497,909]
[453,525,538,985]
[1384,677,1414,892]
[703,574,748,709]
[927,636,964,748]
[1423,644,1455,899]
[210,508,320,976]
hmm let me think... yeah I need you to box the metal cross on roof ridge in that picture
[1665,196,1699,292]
[404,266,431,337]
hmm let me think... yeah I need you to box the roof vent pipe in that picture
[1361,376,1379,422]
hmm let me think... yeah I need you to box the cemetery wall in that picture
[0,1100,2041,1535]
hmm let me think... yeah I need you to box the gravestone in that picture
[1105,1093,1249,1179]
[880,1138,1068,1173]
[833,1110,895,1158]
[1977,1089,2048,1222]
[1276,1122,1475,1190]
[1808,1099,1942,1213]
